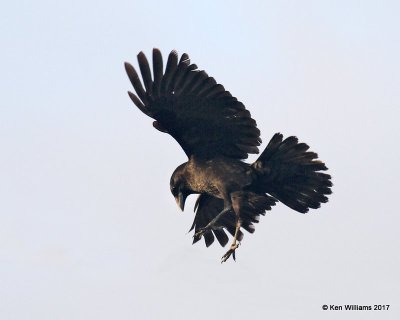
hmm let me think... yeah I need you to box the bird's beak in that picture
[175,191,186,211]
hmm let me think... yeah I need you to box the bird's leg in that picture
[194,203,232,238]
[221,207,241,263]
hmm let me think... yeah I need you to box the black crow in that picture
[125,49,332,262]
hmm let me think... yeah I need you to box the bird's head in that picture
[170,163,191,211]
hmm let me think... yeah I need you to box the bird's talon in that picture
[194,227,207,238]
[221,244,239,263]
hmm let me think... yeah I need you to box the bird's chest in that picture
[186,158,250,198]
[187,167,220,195]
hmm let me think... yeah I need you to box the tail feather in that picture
[252,133,332,213]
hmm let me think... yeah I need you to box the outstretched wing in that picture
[125,49,261,159]
[190,193,276,247]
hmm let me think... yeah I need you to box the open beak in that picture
[175,191,186,211]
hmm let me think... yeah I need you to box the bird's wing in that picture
[190,193,276,247]
[125,49,261,159]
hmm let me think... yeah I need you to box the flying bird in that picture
[124,49,332,262]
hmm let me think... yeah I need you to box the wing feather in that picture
[125,62,148,105]
[152,49,163,96]
[128,91,147,115]
[203,84,225,98]
[125,49,261,159]
[161,50,178,94]
[137,52,152,95]
[174,64,198,93]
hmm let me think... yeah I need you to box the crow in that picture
[125,49,332,262]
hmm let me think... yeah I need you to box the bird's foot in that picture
[194,226,211,239]
[194,222,222,239]
[221,243,240,263]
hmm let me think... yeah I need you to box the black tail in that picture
[251,133,332,213]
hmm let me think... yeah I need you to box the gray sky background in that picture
[1,0,399,319]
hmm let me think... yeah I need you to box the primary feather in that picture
[125,49,261,160]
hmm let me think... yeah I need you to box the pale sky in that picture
[1,1,399,319]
